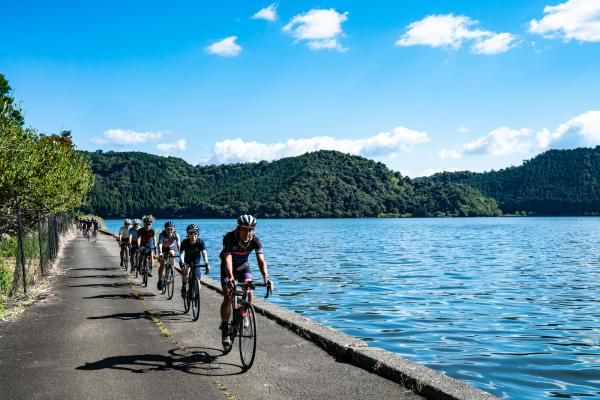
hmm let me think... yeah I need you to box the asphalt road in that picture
[0,234,423,400]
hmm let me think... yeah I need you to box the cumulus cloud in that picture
[91,129,163,146]
[529,0,600,42]
[396,14,516,55]
[156,139,187,152]
[206,36,242,57]
[472,33,517,55]
[463,127,532,156]
[206,127,430,164]
[252,3,278,21]
[283,9,349,51]
[537,111,600,149]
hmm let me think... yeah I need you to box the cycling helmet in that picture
[124,218,132,225]
[164,221,175,229]
[143,215,153,223]
[237,214,257,228]
[186,224,199,235]
[133,218,141,225]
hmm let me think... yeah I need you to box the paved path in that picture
[0,234,423,400]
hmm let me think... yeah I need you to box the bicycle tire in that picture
[134,254,139,278]
[166,265,174,300]
[239,302,257,370]
[191,278,200,321]
[143,257,148,287]
[183,277,191,314]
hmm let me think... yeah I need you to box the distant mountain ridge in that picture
[426,146,600,215]
[82,150,500,218]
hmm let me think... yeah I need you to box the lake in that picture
[104,217,600,399]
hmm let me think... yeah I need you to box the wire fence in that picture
[0,213,74,305]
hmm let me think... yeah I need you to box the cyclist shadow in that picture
[76,347,245,376]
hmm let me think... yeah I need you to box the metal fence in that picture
[7,213,74,296]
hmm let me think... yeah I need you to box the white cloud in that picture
[206,36,242,57]
[472,33,517,54]
[156,139,187,152]
[537,110,600,149]
[207,127,430,164]
[252,3,278,21]
[91,129,163,146]
[455,126,470,133]
[438,149,463,159]
[463,127,532,156]
[529,0,600,42]
[283,9,349,52]
[396,14,517,55]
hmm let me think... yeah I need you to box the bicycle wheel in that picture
[183,278,191,314]
[143,257,148,287]
[166,265,174,300]
[239,302,257,370]
[124,247,129,269]
[191,278,200,321]
[134,254,139,278]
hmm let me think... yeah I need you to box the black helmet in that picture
[164,221,175,229]
[143,215,153,223]
[186,224,199,235]
[237,214,256,228]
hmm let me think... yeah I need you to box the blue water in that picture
[105,217,600,399]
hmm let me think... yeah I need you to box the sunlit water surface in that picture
[106,217,600,399]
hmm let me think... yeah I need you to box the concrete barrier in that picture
[99,228,499,400]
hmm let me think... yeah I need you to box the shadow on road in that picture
[76,347,245,376]
[73,267,116,272]
[87,310,182,321]
[69,274,123,279]
[82,293,152,300]
[69,283,130,288]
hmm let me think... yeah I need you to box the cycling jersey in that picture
[158,231,180,253]
[118,226,129,242]
[128,227,139,247]
[137,228,155,249]
[180,238,207,265]
[220,230,263,268]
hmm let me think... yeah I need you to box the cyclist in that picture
[157,221,181,291]
[219,214,272,347]
[85,218,93,238]
[92,218,99,237]
[179,224,210,298]
[128,219,141,272]
[117,219,131,266]
[137,216,157,277]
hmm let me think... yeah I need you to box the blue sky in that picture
[2,0,600,176]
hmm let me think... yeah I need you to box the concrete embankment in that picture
[99,229,499,400]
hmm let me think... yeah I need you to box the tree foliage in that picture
[82,150,501,218]
[0,81,94,233]
[427,146,600,214]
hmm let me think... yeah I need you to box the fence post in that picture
[38,216,45,275]
[16,197,27,294]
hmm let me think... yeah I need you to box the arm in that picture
[256,253,268,283]
[224,253,234,282]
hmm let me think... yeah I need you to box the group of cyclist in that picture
[115,214,272,347]
[79,217,99,239]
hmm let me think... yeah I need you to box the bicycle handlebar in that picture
[237,281,273,299]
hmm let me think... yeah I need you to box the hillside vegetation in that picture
[427,146,600,215]
[83,150,500,218]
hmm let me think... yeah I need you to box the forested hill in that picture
[427,146,600,215]
[82,150,500,218]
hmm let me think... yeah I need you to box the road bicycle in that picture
[160,254,176,300]
[222,281,272,370]
[119,242,129,270]
[139,249,153,287]
[182,263,208,321]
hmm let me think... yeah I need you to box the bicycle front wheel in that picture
[191,278,200,321]
[143,258,148,287]
[166,266,174,300]
[239,302,257,370]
